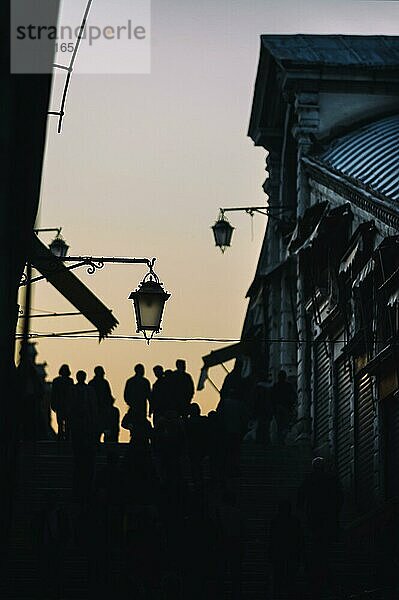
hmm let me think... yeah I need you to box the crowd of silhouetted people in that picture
[28,360,365,599]
[33,359,252,599]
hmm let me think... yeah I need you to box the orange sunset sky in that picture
[17,0,399,440]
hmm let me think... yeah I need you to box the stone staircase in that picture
[0,440,378,599]
[0,441,122,600]
[237,442,379,600]
[236,442,311,599]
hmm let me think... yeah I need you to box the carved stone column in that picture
[292,92,320,442]
[263,146,283,381]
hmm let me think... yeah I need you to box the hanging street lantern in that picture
[129,270,170,343]
[49,233,69,258]
[211,213,234,252]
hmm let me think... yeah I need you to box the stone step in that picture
[3,442,355,600]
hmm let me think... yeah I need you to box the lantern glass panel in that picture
[212,219,234,249]
[135,292,164,331]
[129,281,170,333]
[49,237,69,258]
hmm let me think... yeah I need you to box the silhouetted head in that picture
[94,365,105,378]
[153,365,164,379]
[59,364,71,377]
[189,403,201,418]
[26,342,38,361]
[176,359,186,372]
[134,363,145,376]
[278,370,287,383]
[76,370,86,384]
[207,410,218,422]
[312,456,325,472]
[277,498,292,516]
[164,369,173,378]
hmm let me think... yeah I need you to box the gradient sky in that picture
[18,0,399,440]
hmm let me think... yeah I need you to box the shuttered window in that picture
[383,394,399,499]
[335,358,353,490]
[314,340,331,449]
[355,373,375,512]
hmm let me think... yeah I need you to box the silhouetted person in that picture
[132,416,153,448]
[123,427,159,507]
[268,499,304,599]
[35,491,71,600]
[104,400,120,443]
[163,369,180,413]
[207,410,224,488]
[88,366,114,442]
[70,370,98,504]
[218,490,246,600]
[150,364,167,425]
[123,505,163,598]
[18,342,46,440]
[180,498,219,599]
[217,390,248,477]
[36,361,54,439]
[220,369,242,401]
[123,363,151,421]
[152,411,186,484]
[254,375,274,446]
[272,370,296,445]
[51,364,74,441]
[96,449,122,507]
[172,359,195,417]
[95,450,123,567]
[185,403,208,488]
[297,457,343,599]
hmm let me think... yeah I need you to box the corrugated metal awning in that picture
[31,235,119,339]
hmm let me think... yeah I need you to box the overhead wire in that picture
[48,0,94,132]
[13,332,399,344]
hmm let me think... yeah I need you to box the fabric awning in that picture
[339,241,360,274]
[246,256,293,299]
[352,258,375,288]
[30,235,119,339]
[287,202,329,255]
[388,289,399,307]
[202,342,243,368]
[197,341,248,391]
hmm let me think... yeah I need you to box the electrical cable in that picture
[13,331,399,344]
[48,0,94,133]
[18,312,82,319]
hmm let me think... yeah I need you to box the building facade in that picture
[245,35,399,520]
